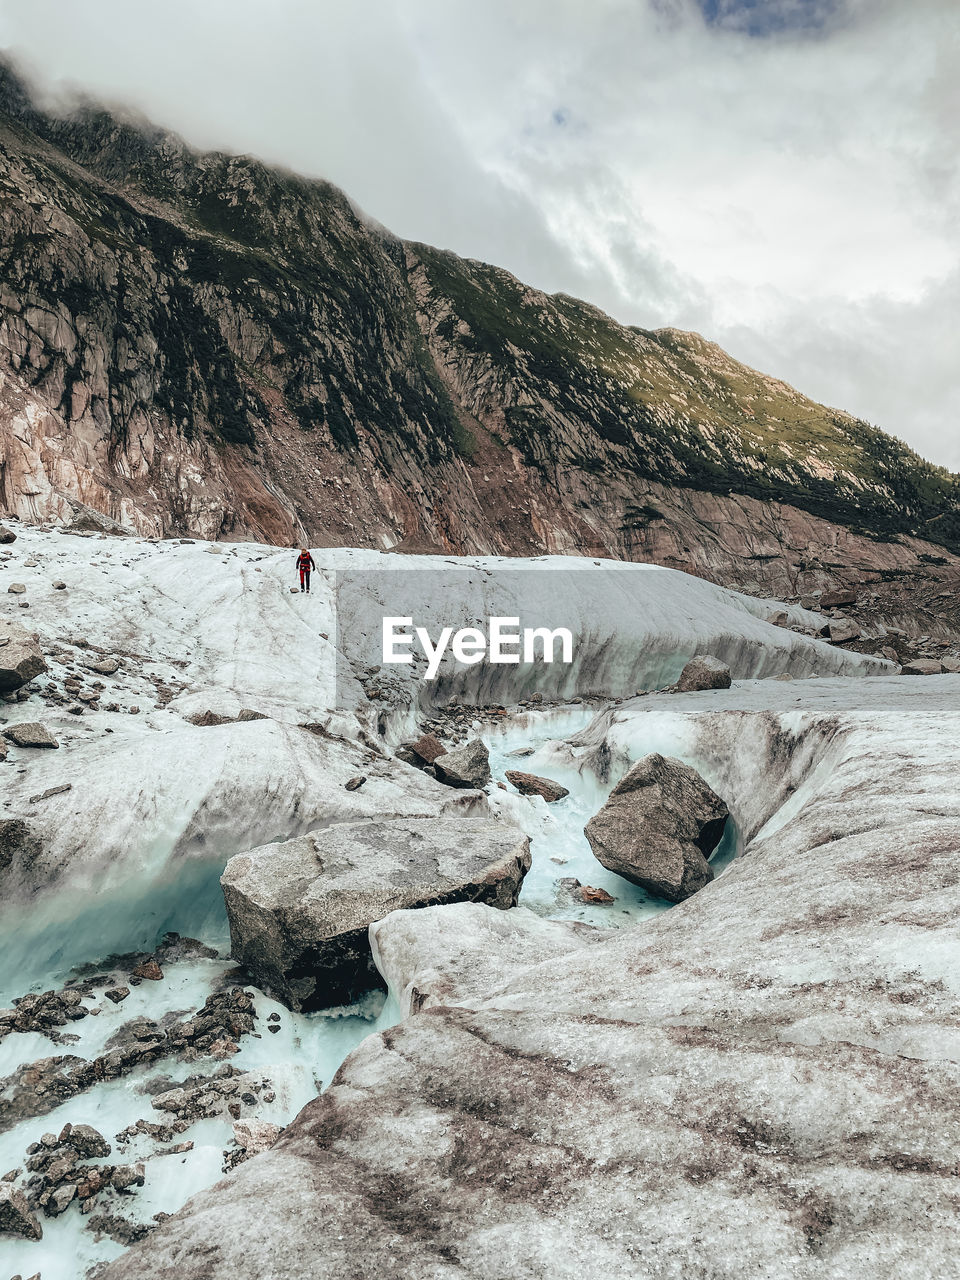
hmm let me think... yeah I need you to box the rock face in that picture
[221,816,531,1009]
[504,770,570,802]
[0,618,46,692]
[1,61,960,610]
[432,738,491,790]
[584,753,729,901]
[675,654,732,692]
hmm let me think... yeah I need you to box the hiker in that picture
[296,547,316,593]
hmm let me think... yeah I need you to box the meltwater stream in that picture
[484,705,738,929]
[0,906,398,1279]
[1,703,737,1279]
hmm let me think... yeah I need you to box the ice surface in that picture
[484,708,739,929]
[0,951,397,1280]
[0,525,898,1277]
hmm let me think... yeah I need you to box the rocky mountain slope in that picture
[2,58,959,610]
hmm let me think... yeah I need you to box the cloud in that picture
[695,0,845,38]
[0,0,956,469]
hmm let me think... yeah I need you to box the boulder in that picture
[221,816,530,1010]
[584,753,729,902]
[0,1181,42,1240]
[188,709,234,727]
[942,657,960,674]
[433,738,491,789]
[84,657,120,675]
[0,524,16,544]
[232,1119,282,1157]
[46,1183,76,1215]
[820,587,858,608]
[68,1124,112,1159]
[7,582,26,595]
[112,1163,145,1191]
[504,770,569,803]
[901,659,944,676]
[675,655,731,692]
[2,722,59,749]
[63,500,133,536]
[580,885,615,904]
[411,733,447,764]
[396,733,448,769]
[827,618,861,643]
[0,619,47,692]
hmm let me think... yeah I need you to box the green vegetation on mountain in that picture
[1,57,958,557]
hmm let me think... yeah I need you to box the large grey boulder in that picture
[675,654,732,692]
[0,1180,42,1239]
[584,753,729,902]
[0,618,46,692]
[433,738,491,789]
[221,816,530,1010]
[2,722,59,749]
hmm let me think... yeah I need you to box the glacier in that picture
[2,520,942,1280]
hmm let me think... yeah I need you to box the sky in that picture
[1,0,957,470]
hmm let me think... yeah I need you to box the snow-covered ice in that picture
[0,522,910,1278]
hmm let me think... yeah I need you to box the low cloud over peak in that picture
[0,0,956,468]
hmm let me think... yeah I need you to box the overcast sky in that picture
[1,0,957,469]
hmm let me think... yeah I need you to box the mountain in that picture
[1,58,959,607]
